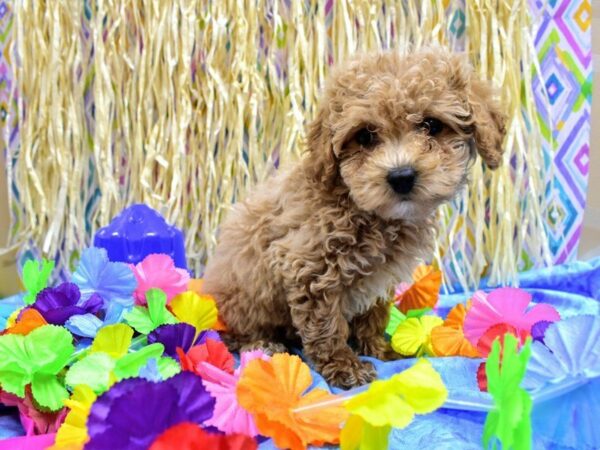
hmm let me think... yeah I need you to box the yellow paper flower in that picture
[391,316,443,356]
[170,291,218,335]
[5,307,24,328]
[90,324,133,359]
[51,385,97,449]
[341,359,447,450]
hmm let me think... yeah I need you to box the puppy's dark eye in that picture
[419,118,445,136]
[353,127,379,148]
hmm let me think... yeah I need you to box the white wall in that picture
[579,2,600,259]
[0,145,19,296]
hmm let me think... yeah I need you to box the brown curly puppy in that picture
[203,49,506,388]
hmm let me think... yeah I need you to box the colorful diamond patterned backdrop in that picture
[0,0,593,273]
[531,0,593,263]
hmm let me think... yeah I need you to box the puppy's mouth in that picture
[396,194,414,202]
[381,198,422,221]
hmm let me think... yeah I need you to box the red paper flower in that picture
[149,422,257,450]
[177,339,235,375]
[476,323,529,357]
[477,362,488,392]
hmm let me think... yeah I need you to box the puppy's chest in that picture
[340,232,416,320]
[341,251,414,319]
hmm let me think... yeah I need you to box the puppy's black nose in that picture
[387,167,417,195]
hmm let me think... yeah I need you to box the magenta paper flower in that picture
[130,254,190,305]
[464,287,560,347]
[198,350,270,437]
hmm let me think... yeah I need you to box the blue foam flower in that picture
[524,315,600,449]
[71,247,137,324]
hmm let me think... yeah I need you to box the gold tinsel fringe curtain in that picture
[3,0,551,290]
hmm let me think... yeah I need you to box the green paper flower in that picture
[0,325,74,410]
[483,334,532,450]
[156,357,181,379]
[113,343,165,379]
[22,258,55,305]
[385,305,406,336]
[65,324,166,394]
[124,288,178,334]
[66,352,116,393]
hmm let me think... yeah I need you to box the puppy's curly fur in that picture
[203,49,506,388]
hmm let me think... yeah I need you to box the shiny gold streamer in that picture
[5,0,549,289]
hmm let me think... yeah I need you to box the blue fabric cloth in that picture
[0,408,23,440]
[0,293,24,330]
[1,259,599,448]
[259,258,600,450]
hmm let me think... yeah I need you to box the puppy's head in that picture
[305,49,506,221]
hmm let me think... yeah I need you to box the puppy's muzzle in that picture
[387,167,417,195]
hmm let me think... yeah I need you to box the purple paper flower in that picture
[86,372,215,450]
[531,320,552,344]
[31,282,102,325]
[147,323,221,358]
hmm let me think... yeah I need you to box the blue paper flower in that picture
[524,315,600,449]
[71,247,137,324]
[138,358,164,382]
[64,313,104,338]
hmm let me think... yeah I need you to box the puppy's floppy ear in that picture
[304,105,338,186]
[466,78,507,170]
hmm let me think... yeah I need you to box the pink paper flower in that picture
[464,287,560,347]
[130,254,190,305]
[198,350,270,437]
[394,282,411,298]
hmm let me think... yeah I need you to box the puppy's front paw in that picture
[319,354,376,389]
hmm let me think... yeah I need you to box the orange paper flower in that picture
[396,265,442,314]
[237,354,348,450]
[2,309,48,336]
[188,278,204,293]
[431,326,480,357]
[444,300,471,328]
[431,301,480,358]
